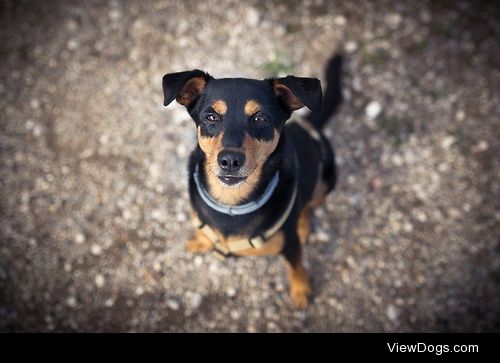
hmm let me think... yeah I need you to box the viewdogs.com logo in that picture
[387,343,479,355]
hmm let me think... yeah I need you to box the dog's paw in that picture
[185,238,212,253]
[290,281,312,309]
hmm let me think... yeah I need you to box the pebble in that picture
[365,101,382,119]
[384,13,402,29]
[187,291,203,310]
[371,177,384,191]
[334,15,347,26]
[67,38,79,51]
[193,255,203,267]
[66,296,77,307]
[474,140,489,152]
[226,287,237,298]
[90,244,103,256]
[74,233,86,244]
[166,298,181,311]
[441,135,455,149]
[345,40,358,53]
[245,7,260,26]
[95,274,105,288]
[455,110,466,122]
[386,304,398,322]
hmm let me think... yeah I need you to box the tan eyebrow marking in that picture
[244,99,261,116]
[211,100,227,115]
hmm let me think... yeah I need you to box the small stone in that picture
[455,110,466,122]
[230,310,241,320]
[187,292,203,310]
[32,124,43,137]
[79,148,93,159]
[90,244,103,256]
[415,210,428,223]
[104,298,115,307]
[109,9,121,21]
[386,304,398,322]
[135,286,144,296]
[391,154,403,166]
[475,140,489,152]
[365,101,382,119]
[245,7,260,26]
[194,255,203,267]
[403,222,414,232]
[95,274,105,288]
[166,298,180,311]
[345,40,358,53]
[315,229,329,243]
[99,134,109,144]
[30,99,40,109]
[371,177,384,191]
[74,232,86,244]
[226,287,237,298]
[384,13,402,29]
[334,15,347,26]
[441,135,455,149]
[176,212,187,223]
[66,19,78,31]
[152,261,162,272]
[151,209,166,222]
[67,38,79,51]
[122,209,132,220]
[66,296,77,307]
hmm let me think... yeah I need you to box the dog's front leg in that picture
[186,229,213,253]
[282,233,312,309]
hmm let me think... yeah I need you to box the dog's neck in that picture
[195,137,285,211]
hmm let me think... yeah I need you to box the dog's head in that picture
[162,70,322,205]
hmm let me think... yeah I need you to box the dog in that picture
[162,55,342,308]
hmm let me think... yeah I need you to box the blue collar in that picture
[193,165,280,216]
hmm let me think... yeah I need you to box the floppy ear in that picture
[162,70,211,107]
[271,76,322,112]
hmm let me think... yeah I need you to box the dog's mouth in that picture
[217,175,247,186]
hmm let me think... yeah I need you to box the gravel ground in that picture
[1,0,499,332]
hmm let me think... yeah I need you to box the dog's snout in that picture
[217,150,245,172]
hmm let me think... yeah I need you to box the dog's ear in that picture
[270,76,322,112]
[162,70,211,107]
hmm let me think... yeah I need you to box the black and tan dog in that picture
[162,55,342,308]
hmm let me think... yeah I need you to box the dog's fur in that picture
[162,55,342,308]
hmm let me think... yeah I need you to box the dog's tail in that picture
[305,54,343,129]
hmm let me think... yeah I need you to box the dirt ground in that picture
[1,0,499,332]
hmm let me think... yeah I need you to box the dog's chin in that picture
[218,175,247,187]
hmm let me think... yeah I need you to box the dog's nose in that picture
[217,150,245,172]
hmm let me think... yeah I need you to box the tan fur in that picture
[177,77,207,106]
[286,255,312,309]
[309,179,328,208]
[197,128,280,205]
[186,229,214,253]
[186,224,283,257]
[231,232,284,256]
[212,100,227,115]
[272,81,304,110]
[244,99,261,116]
[297,208,311,245]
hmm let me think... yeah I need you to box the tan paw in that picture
[185,238,212,253]
[290,282,312,309]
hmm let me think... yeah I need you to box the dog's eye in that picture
[205,114,220,123]
[253,115,269,126]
